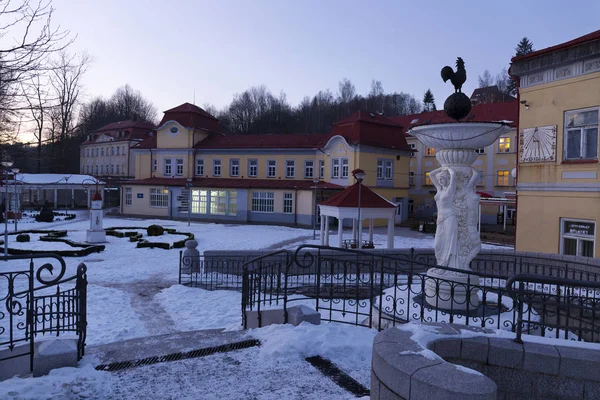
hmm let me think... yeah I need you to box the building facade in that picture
[389,101,518,223]
[511,29,600,257]
[80,120,156,179]
[122,104,413,227]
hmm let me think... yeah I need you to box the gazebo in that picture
[318,180,397,249]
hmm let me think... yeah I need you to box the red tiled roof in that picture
[319,182,396,208]
[125,177,343,190]
[389,101,518,136]
[159,102,221,133]
[82,119,156,144]
[133,135,156,149]
[94,120,156,133]
[331,110,411,151]
[333,110,401,128]
[512,30,600,62]
[194,133,329,149]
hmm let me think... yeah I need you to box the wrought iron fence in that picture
[239,244,600,343]
[1,254,87,373]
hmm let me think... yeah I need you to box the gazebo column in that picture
[320,216,325,245]
[87,189,91,208]
[54,189,58,207]
[368,219,374,243]
[358,218,363,248]
[71,189,75,209]
[387,217,394,249]
[324,216,330,246]
[337,217,343,247]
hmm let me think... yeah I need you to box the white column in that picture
[337,217,343,247]
[54,189,58,207]
[71,189,75,208]
[387,218,394,249]
[352,218,357,242]
[87,189,91,209]
[503,205,507,231]
[369,219,374,243]
[320,215,325,245]
[325,216,330,246]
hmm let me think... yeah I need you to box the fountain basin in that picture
[409,122,511,150]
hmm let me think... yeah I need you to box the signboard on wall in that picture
[137,193,143,199]
[564,221,594,236]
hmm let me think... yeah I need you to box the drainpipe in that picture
[509,66,520,249]
[294,188,298,226]
[149,148,153,177]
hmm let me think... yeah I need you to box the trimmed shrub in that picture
[16,234,30,243]
[147,225,164,236]
[136,240,170,250]
[106,230,125,238]
[35,202,54,223]
[172,232,195,249]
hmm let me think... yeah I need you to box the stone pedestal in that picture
[86,192,105,243]
[425,268,479,311]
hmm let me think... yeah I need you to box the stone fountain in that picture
[409,58,510,310]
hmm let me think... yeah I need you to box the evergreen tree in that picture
[422,89,436,112]
[508,37,535,95]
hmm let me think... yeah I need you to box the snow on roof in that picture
[15,174,105,185]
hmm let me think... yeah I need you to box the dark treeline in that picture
[212,79,422,135]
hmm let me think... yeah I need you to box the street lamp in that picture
[63,176,70,215]
[11,168,19,232]
[312,178,320,240]
[1,160,14,256]
[352,169,366,249]
[186,178,192,227]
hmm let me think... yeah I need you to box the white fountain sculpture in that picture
[410,122,510,310]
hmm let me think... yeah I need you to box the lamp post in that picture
[11,168,19,232]
[312,178,320,240]
[1,160,14,256]
[63,176,70,215]
[352,169,366,248]
[186,178,192,227]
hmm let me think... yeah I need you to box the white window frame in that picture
[196,159,204,176]
[285,160,295,178]
[409,143,416,157]
[496,170,509,186]
[116,146,120,155]
[176,159,184,176]
[560,218,595,257]
[376,160,384,179]
[150,188,169,208]
[498,137,511,153]
[564,107,599,161]
[409,171,415,186]
[318,160,324,178]
[125,187,132,206]
[331,158,340,178]
[304,160,314,179]
[384,160,393,180]
[267,160,276,178]
[152,158,157,172]
[424,171,432,186]
[210,190,228,215]
[283,192,293,214]
[230,159,240,177]
[213,159,221,176]
[475,148,486,154]
[425,148,435,156]
[116,164,120,175]
[164,159,172,176]
[191,189,208,214]
[248,159,258,177]
[251,191,274,213]
[341,158,349,178]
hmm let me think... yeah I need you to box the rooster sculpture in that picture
[441,57,467,93]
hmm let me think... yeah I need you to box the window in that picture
[304,160,314,178]
[425,171,432,186]
[409,171,415,186]
[565,108,599,160]
[385,160,393,180]
[228,191,237,215]
[110,165,114,175]
[111,147,115,156]
[101,148,104,156]
[191,189,208,214]
[475,148,486,154]
[196,159,204,176]
[125,188,132,206]
[331,159,340,178]
[496,170,509,186]
[377,160,384,179]
[248,160,258,177]
[152,159,157,172]
[100,165,104,174]
[498,137,511,153]
[341,158,349,178]
[408,199,414,214]
[409,143,416,157]
[319,160,324,178]
[285,160,295,178]
[213,159,221,176]
[267,160,276,177]
[176,159,184,176]
[164,159,172,176]
[116,165,120,175]
[230,159,239,177]
[122,146,126,155]
[86,149,89,157]
[94,165,98,175]
[283,193,293,214]
[210,190,228,215]
[150,188,169,208]
[252,192,274,213]
[425,148,435,156]
[116,147,120,155]
[561,219,595,257]
[122,164,125,174]
[478,170,485,186]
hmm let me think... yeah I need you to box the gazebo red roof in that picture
[319,182,396,208]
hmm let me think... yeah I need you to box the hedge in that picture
[106,225,194,250]
[0,229,105,257]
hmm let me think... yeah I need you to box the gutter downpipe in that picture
[509,65,520,250]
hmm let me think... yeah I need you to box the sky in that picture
[47,0,600,116]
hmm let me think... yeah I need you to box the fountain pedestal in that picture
[410,124,510,311]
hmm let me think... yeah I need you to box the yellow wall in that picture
[122,185,169,217]
[156,122,209,149]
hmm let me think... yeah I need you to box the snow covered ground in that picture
[0,213,510,399]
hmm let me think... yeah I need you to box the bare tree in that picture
[478,70,494,88]
[337,78,355,113]
[22,74,49,171]
[368,79,384,112]
[110,84,157,122]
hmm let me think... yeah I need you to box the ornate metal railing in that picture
[239,245,600,342]
[506,274,600,343]
[1,254,87,373]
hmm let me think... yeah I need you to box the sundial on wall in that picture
[519,125,557,163]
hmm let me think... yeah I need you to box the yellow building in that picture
[511,29,600,257]
[123,104,413,226]
[390,101,518,224]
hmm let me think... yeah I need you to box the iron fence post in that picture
[515,280,524,344]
